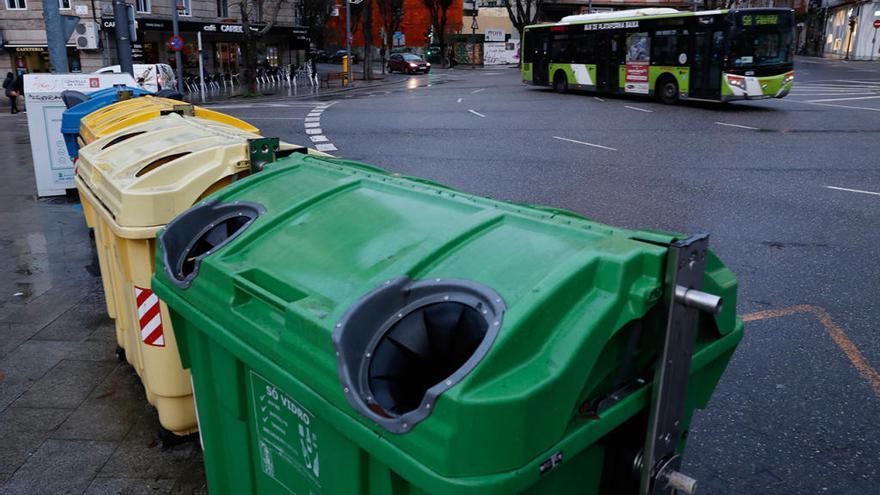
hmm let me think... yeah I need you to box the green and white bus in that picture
[522,8,795,103]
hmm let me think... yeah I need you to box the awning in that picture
[4,44,77,49]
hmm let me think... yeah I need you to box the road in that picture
[213,56,880,494]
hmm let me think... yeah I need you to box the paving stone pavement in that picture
[0,113,207,493]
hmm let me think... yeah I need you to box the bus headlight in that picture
[726,75,746,90]
[783,72,795,85]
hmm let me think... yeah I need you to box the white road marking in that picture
[552,136,617,151]
[824,186,880,197]
[305,117,320,122]
[807,102,880,112]
[307,112,322,117]
[304,122,320,128]
[715,122,759,130]
[309,135,329,143]
[468,109,486,118]
[593,96,605,102]
[305,128,322,135]
[240,117,305,120]
[624,105,653,113]
[315,143,338,152]
[471,88,487,94]
[806,95,880,103]
[457,98,463,103]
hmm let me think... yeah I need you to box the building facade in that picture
[822,0,880,60]
[1,0,308,78]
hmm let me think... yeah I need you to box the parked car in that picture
[309,49,330,63]
[387,53,431,74]
[93,64,176,93]
[331,50,358,64]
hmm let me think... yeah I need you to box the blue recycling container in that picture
[62,85,153,159]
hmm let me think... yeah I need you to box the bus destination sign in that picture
[584,21,639,31]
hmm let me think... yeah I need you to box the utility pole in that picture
[42,0,70,73]
[172,0,184,92]
[471,2,478,69]
[112,0,134,76]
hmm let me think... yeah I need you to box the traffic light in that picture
[848,16,856,30]
[425,26,433,45]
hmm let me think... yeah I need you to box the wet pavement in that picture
[0,114,207,493]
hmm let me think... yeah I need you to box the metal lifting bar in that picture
[639,233,723,495]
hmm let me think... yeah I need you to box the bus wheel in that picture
[658,77,679,105]
[553,72,568,94]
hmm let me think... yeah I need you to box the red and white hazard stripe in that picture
[135,285,165,347]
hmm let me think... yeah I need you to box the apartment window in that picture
[136,0,150,13]
[59,0,70,9]
[176,0,191,16]
[6,0,27,10]
[217,0,228,17]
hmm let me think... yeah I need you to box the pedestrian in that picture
[448,47,456,69]
[3,72,17,114]
[11,73,24,114]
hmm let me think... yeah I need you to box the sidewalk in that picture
[0,114,205,493]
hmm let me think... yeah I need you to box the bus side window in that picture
[652,30,678,66]
[523,34,534,63]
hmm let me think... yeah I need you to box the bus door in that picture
[691,30,724,99]
[597,33,623,93]
[533,32,551,85]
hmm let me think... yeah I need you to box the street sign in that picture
[874,19,880,29]
[168,34,184,52]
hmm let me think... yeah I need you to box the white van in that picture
[93,64,176,93]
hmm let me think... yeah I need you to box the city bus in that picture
[522,8,795,103]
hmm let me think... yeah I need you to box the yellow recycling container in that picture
[75,112,305,438]
[77,95,258,150]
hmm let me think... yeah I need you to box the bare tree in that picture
[423,0,456,67]
[504,0,543,42]
[238,0,288,95]
[300,0,334,49]
[361,0,375,80]
[377,0,404,72]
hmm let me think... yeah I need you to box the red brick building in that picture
[326,0,464,51]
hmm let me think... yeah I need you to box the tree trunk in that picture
[363,0,374,80]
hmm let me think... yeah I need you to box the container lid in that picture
[61,86,152,134]
[79,95,258,144]
[77,113,300,231]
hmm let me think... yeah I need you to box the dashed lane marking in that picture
[304,122,320,128]
[471,88,487,94]
[715,122,758,130]
[593,96,605,102]
[315,143,337,152]
[309,135,329,143]
[468,109,486,118]
[552,136,617,151]
[305,128,322,135]
[824,185,880,197]
[742,305,880,399]
[624,105,653,113]
[241,117,305,120]
[457,98,463,103]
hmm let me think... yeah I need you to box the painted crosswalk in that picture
[787,79,880,111]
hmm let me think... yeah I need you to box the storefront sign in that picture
[101,17,295,36]
[24,73,137,196]
[485,29,505,42]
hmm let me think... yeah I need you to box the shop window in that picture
[59,0,70,9]
[136,0,150,13]
[266,46,279,67]
[6,0,27,10]
[217,0,228,17]
[176,0,191,16]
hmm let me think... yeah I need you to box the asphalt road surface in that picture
[211,57,880,494]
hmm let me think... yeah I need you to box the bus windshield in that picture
[729,12,794,68]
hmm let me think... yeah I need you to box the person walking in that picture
[448,47,456,69]
[3,72,17,114]
[11,74,24,114]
